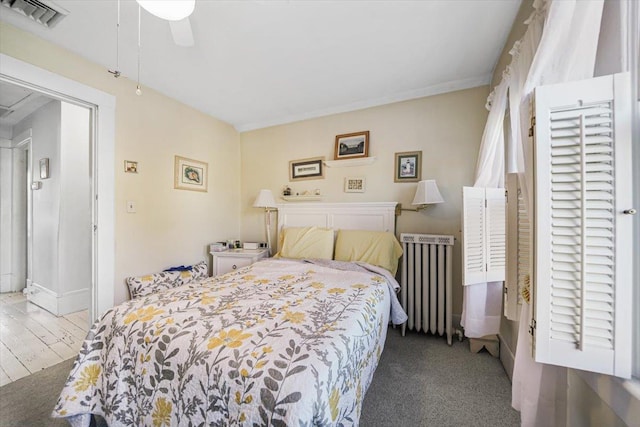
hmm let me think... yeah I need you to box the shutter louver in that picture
[505,174,529,320]
[463,187,486,285]
[517,182,529,308]
[486,188,506,282]
[549,103,615,350]
[463,187,506,286]
[534,73,633,378]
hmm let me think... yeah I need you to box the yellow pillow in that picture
[275,226,334,260]
[334,230,403,275]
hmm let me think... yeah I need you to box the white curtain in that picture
[473,77,509,189]
[460,77,509,338]
[466,0,605,424]
[511,304,567,426]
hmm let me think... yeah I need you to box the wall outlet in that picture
[126,200,136,213]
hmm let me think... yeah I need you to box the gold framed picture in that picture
[334,131,369,160]
[124,160,138,173]
[174,155,208,192]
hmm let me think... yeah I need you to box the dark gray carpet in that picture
[0,327,519,426]
[0,358,73,427]
[361,327,520,426]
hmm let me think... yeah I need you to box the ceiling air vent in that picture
[1,0,69,28]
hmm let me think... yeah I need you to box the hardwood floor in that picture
[0,292,88,386]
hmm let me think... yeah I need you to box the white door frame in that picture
[0,54,115,321]
[14,131,32,292]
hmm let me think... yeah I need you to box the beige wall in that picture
[0,22,242,304]
[240,86,489,318]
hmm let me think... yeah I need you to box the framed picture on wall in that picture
[289,156,325,181]
[124,160,138,173]
[394,151,422,182]
[334,131,369,160]
[174,155,208,192]
[344,177,366,193]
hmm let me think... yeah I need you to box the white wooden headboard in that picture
[276,202,397,236]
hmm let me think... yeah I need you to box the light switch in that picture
[126,200,136,213]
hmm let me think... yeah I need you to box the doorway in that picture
[0,54,115,385]
[1,96,92,312]
[0,86,93,385]
[0,53,115,320]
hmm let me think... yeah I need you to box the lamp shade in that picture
[253,189,277,208]
[411,180,444,205]
[137,0,195,21]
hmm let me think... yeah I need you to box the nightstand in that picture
[210,249,269,276]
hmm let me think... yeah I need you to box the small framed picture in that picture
[334,131,369,160]
[344,177,366,193]
[124,160,138,173]
[174,155,208,192]
[39,158,49,179]
[394,151,422,182]
[289,156,325,181]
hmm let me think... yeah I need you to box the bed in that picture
[53,202,407,427]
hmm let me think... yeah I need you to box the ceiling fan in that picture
[137,0,195,47]
[108,0,195,93]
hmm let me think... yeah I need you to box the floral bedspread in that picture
[53,259,403,427]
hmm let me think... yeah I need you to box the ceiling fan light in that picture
[136,0,195,21]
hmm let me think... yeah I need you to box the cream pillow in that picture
[334,230,403,275]
[275,226,334,260]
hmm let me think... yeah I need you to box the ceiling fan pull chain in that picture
[107,0,121,78]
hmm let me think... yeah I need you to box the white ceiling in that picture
[0,80,51,129]
[0,0,522,132]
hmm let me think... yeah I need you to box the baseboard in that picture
[57,288,89,315]
[26,282,89,316]
[0,273,12,293]
[0,273,25,293]
[499,333,516,381]
[26,283,58,314]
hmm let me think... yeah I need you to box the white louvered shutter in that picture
[533,73,633,378]
[516,180,530,310]
[505,174,530,321]
[463,187,486,285]
[463,187,506,286]
[486,188,506,282]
